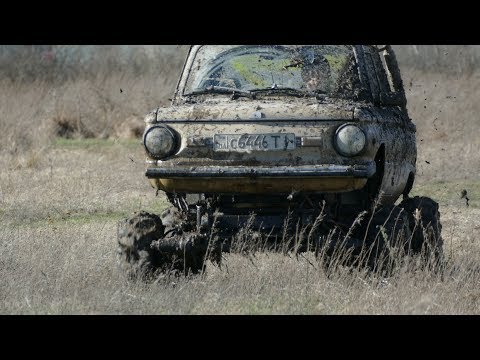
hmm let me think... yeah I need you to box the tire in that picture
[153,229,209,275]
[319,205,410,274]
[399,196,444,265]
[160,207,182,230]
[355,205,411,272]
[117,211,164,279]
[157,206,215,275]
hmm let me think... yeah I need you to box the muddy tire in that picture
[353,205,411,272]
[400,196,444,265]
[117,211,164,279]
[152,230,209,275]
[157,207,208,275]
[160,207,184,231]
[319,206,410,273]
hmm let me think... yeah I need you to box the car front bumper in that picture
[146,163,376,179]
[146,163,375,194]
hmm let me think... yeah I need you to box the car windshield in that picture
[183,45,364,99]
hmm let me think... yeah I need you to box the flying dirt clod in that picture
[117,45,443,278]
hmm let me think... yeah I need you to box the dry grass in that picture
[1,46,480,314]
[0,46,189,169]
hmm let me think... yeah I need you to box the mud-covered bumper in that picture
[146,163,376,178]
[146,163,375,194]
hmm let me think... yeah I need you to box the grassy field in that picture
[1,46,479,314]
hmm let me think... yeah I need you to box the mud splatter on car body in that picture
[145,45,416,204]
[118,45,442,277]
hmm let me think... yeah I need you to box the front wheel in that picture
[117,211,164,279]
[358,205,411,273]
[399,196,444,266]
[320,205,411,274]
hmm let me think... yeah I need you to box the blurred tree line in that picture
[0,45,478,83]
[0,45,187,83]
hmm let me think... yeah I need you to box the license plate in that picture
[214,133,295,152]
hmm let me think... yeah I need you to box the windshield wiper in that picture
[184,86,255,99]
[185,85,316,99]
[250,87,312,97]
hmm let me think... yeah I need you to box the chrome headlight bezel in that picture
[334,124,367,157]
[143,125,179,160]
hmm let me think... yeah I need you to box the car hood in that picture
[153,98,360,122]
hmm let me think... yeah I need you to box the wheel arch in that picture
[403,171,415,198]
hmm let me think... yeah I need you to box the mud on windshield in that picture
[184,45,367,100]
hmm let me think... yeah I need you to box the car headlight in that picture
[334,124,366,157]
[143,125,178,159]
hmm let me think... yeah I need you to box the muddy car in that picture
[118,45,443,277]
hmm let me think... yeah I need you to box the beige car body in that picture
[144,45,416,205]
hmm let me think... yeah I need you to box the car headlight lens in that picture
[334,124,366,157]
[143,125,178,159]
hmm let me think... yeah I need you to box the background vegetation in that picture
[1,45,479,314]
